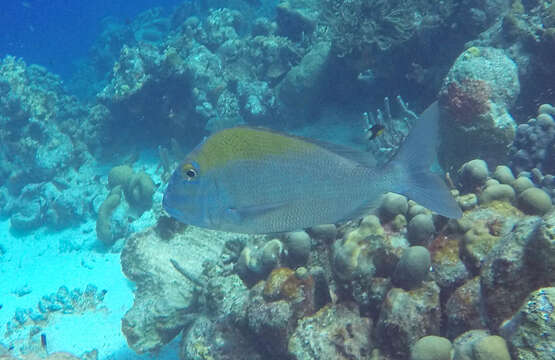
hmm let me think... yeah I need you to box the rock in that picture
[360,277,392,319]
[246,282,296,356]
[392,246,431,289]
[180,316,263,360]
[120,226,235,353]
[410,335,452,360]
[277,41,331,122]
[524,212,555,282]
[205,274,248,326]
[248,267,316,356]
[288,304,373,360]
[445,277,486,339]
[472,335,510,360]
[518,187,552,215]
[438,47,519,169]
[10,198,43,231]
[429,234,470,291]
[46,185,87,229]
[499,287,555,360]
[376,281,441,358]
[480,217,549,330]
[276,0,319,41]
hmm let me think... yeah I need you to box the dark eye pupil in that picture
[186,169,196,178]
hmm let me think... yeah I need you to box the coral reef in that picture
[0,57,103,232]
[4,1,555,359]
[509,103,555,175]
[112,153,554,359]
[438,47,519,170]
[288,303,373,360]
[376,281,441,358]
[444,277,486,339]
[500,287,554,360]
[180,316,263,360]
[119,224,236,353]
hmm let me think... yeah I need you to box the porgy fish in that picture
[163,102,462,233]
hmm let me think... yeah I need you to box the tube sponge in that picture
[96,186,122,246]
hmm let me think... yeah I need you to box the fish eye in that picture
[186,169,197,178]
[182,163,198,181]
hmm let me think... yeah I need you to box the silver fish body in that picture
[163,102,461,233]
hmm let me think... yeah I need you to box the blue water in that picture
[0,0,183,79]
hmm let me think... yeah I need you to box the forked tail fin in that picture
[393,101,462,218]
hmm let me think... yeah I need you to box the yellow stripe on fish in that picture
[193,127,318,172]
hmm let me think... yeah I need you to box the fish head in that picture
[162,157,227,229]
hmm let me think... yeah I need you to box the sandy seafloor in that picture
[0,215,180,359]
